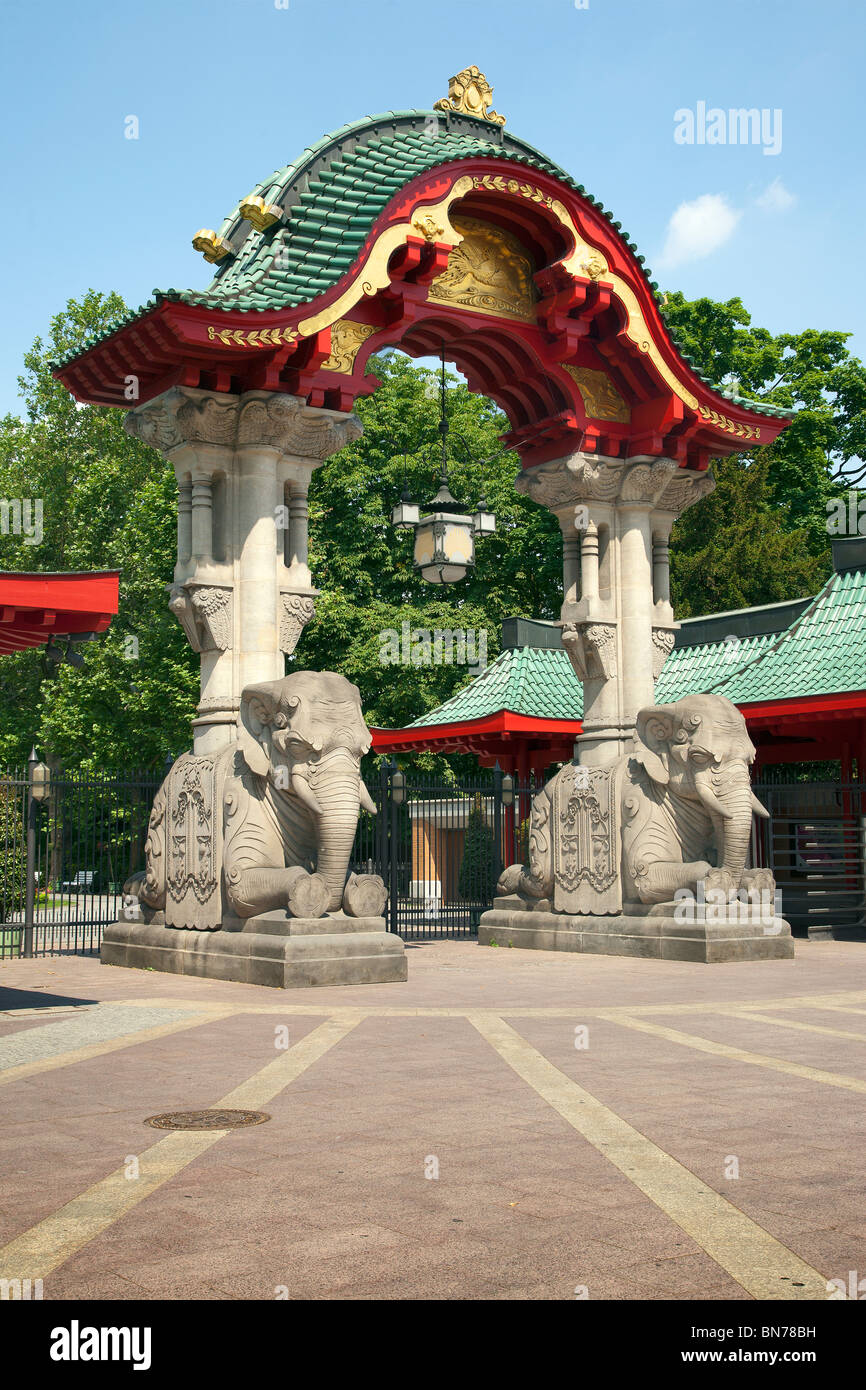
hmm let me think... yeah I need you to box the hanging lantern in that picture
[390,484,420,531]
[472,495,496,537]
[412,476,475,584]
[389,344,496,584]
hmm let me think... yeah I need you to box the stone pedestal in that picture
[101,912,407,989]
[126,387,361,754]
[479,901,794,963]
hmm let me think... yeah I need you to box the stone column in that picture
[516,453,715,766]
[125,386,361,754]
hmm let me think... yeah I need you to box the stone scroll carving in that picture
[561,621,617,682]
[168,583,233,653]
[279,593,316,656]
[124,672,388,928]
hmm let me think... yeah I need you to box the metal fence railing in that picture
[2,764,863,958]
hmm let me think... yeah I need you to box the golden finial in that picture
[239,195,283,232]
[433,66,505,126]
[192,229,232,263]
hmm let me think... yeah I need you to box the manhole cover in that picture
[144,1109,270,1131]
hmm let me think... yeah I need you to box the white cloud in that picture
[755,177,796,213]
[656,193,742,271]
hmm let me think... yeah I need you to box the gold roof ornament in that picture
[239,194,283,232]
[192,229,233,263]
[434,66,505,126]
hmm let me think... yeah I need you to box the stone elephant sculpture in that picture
[125,671,388,928]
[498,692,773,911]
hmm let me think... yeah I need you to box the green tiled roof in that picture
[655,633,778,703]
[54,107,791,421]
[407,645,584,726]
[711,566,866,703]
[403,563,866,733]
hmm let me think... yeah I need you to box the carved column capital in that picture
[236,392,362,459]
[168,582,233,653]
[125,387,239,456]
[515,452,715,518]
[126,386,363,464]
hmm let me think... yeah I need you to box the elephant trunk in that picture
[694,760,754,885]
[309,749,362,911]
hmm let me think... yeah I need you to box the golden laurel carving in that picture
[699,404,760,441]
[563,366,630,424]
[322,321,377,374]
[427,216,536,322]
[433,66,505,125]
[205,324,298,348]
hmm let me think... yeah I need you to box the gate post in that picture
[493,764,503,887]
[22,748,38,959]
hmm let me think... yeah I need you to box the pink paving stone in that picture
[2,940,866,1300]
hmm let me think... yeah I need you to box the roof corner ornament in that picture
[239,194,283,232]
[433,66,506,126]
[192,229,233,263]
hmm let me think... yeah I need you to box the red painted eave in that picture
[0,571,120,653]
[372,710,583,752]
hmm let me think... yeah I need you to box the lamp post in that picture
[23,748,50,959]
[390,346,497,584]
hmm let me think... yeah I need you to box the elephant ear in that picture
[633,706,677,786]
[238,684,282,777]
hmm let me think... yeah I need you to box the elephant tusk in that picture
[751,791,771,819]
[291,770,322,818]
[359,779,377,815]
[693,776,733,820]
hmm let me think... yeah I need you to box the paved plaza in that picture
[1,939,865,1302]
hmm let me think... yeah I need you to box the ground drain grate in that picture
[144,1109,270,1131]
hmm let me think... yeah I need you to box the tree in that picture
[0,292,199,771]
[458,798,497,903]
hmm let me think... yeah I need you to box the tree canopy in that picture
[1,285,860,772]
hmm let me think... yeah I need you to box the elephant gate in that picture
[55,68,797,979]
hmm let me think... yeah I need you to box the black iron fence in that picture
[2,763,863,959]
[752,781,866,939]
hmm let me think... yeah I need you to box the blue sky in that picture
[1,0,863,415]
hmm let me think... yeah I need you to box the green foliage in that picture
[0,292,198,770]
[0,782,25,926]
[662,291,865,550]
[458,798,497,902]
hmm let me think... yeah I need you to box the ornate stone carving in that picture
[236,394,362,458]
[620,457,678,504]
[428,216,536,322]
[279,593,316,655]
[127,672,387,924]
[127,387,363,463]
[563,366,630,423]
[165,753,220,928]
[497,693,776,913]
[651,626,676,679]
[168,582,233,653]
[433,66,505,125]
[562,621,617,682]
[516,454,714,517]
[552,764,621,914]
[322,321,377,374]
[656,469,716,517]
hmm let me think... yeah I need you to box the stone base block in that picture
[478,907,794,963]
[101,913,407,988]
